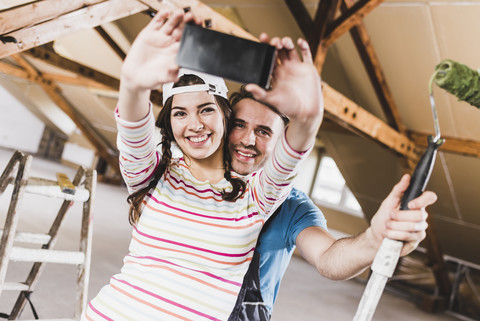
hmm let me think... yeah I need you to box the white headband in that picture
[162,68,228,105]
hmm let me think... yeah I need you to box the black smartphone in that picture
[177,23,276,89]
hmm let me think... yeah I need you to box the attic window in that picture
[311,156,363,217]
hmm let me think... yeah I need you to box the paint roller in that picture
[353,59,480,321]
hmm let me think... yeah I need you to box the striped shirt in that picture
[83,106,309,321]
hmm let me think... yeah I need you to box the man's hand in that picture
[367,174,438,256]
[245,35,324,151]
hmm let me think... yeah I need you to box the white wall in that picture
[0,85,45,153]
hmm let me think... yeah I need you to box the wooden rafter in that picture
[94,26,126,60]
[308,0,341,59]
[283,0,313,38]
[26,44,120,90]
[342,0,406,134]
[410,132,480,158]
[283,0,416,159]
[0,0,104,35]
[323,0,386,47]
[6,53,119,170]
[25,44,163,106]
[138,0,256,41]
[0,0,149,59]
[322,82,419,161]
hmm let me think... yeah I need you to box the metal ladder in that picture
[0,151,96,320]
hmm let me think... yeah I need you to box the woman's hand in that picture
[121,9,197,92]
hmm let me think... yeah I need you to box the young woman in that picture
[83,8,323,321]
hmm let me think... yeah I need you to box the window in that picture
[311,156,363,217]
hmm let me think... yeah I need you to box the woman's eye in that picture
[173,111,186,117]
[201,107,215,114]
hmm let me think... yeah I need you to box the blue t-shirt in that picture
[256,188,327,314]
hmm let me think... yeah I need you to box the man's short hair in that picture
[229,85,289,126]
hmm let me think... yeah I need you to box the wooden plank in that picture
[0,0,148,58]
[26,44,120,90]
[94,26,126,60]
[0,60,30,79]
[342,0,406,134]
[323,0,385,47]
[0,0,104,35]
[25,45,166,106]
[410,132,480,158]
[138,0,256,41]
[11,53,119,169]
[309,0,341,58]
[322,82,419,161]
[41,72,115,90]
[283,0,313,38]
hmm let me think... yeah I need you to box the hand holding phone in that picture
[177,24,276,89]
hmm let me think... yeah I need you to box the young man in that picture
[227,39,437,320]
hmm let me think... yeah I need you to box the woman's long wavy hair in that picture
[127,74,246,225]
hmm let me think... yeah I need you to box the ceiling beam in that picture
[323,0,385,48]
[25,44,120,90]
[0,0,149,59]
[283,0,312,38]
[308,0,341,59]
[8,53,119,170]
[0,61,30,80]
[0,0,104,35]
[94,26,126,60]
[25,44,163,106]
[322,82,419,161]
[341,0,406,134]
[138,0,257,41]
[410,132,480,158]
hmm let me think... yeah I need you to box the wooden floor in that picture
[0,148,460,320]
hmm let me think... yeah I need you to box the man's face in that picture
[228,98,285,175]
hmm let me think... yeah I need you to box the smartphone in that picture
[177,23,276,89]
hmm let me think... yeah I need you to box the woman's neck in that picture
[184,150,225,184]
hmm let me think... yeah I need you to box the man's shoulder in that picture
[286,187,310,201]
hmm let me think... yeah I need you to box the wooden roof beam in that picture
[283,0,313,38]
[410,132,480,158]
[323,0,385,48]
[94,26,126,60]
[308,0,341,59]
[342,0,406,134]
[322,82,419,162]
[8,53,119,170]
[0,0,149,59]
[25,44,163,106]
[0,0,104,35]
[138,0,256,41]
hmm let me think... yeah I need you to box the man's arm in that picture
[296,174,437,280]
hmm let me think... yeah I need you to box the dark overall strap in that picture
[227,206,282,321]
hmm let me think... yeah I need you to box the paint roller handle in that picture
[400,136,444,210]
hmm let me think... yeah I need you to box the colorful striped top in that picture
[83,106,309,321]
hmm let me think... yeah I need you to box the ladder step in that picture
[25,178,90,202]
[10,247,85,265]
[2,281,29,291]
[0,230,51,245]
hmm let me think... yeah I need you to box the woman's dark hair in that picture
[229,85,289,126]
[127,74,246,225]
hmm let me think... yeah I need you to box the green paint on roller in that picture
[434,59,480,108]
